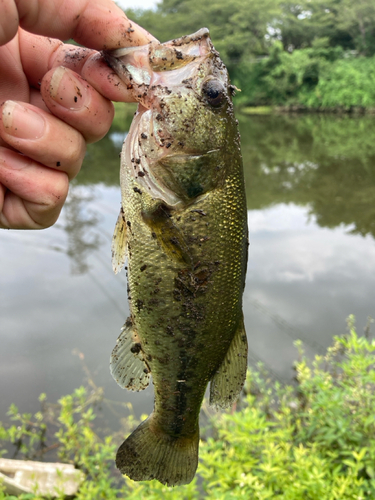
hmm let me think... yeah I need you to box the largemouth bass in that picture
[104,28,248,486]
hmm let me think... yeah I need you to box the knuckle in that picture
[61,133,86,178]
[33,173,69,229]
[47,172,69,209]
[39,172,69,218]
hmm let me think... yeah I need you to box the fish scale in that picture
[104,27,248,486]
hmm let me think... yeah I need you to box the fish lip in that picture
[102,49,122,71]
[102,50,114,68]
[102,43,154,64]
[167,27,210,47]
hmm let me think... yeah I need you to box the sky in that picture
[116,0,159,11]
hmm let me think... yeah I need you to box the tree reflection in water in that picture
[239,113,375,240]
[58,184,101,275]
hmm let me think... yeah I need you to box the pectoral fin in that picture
[110,318,150,391]
[209,315,248,409]
[142,202,192,265]
[112,208,128,274]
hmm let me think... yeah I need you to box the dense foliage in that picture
[1,317,375,498]
[123,0,375,109]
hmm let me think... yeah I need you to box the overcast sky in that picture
[116,0,159,11]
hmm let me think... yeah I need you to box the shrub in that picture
[302,56,375,108]
[1,316,374,499]
[199,315,375,499]
[234,43,375,109]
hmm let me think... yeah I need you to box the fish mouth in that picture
[102,28,213,94]
[105,29,224,208]
[103,28,211,66]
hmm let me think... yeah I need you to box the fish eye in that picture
[202,79,226,107]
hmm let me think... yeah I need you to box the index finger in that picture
[19,30,142,103]
[1,0,152,48]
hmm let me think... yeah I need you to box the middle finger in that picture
[40,66,115,144]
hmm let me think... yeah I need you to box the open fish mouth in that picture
[104,29,228,208]
[103,28,212,83]
[102,28,224,110]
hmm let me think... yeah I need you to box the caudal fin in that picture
[116,415,199,486]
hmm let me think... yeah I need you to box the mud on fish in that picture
[104,27,248,486]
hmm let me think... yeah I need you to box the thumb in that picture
[0,0,153,49]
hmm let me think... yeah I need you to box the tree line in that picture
[124,0,375,109]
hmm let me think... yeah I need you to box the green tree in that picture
[127,0,282,66]
[120,0,375,109]
[337,0,375,55]
[279,0,375,55]
[279,0,351,51]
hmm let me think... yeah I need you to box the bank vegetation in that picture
[124,0,375,111]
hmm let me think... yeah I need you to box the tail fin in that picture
[116,414,199,486]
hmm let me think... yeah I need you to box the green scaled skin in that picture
[104,28,248,487]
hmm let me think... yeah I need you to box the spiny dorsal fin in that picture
[209,315,248,409]
[110,318,150,391]
[112,207,128,274]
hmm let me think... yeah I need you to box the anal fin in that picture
[209,315,248,409]
[110,318,150,391]
[112,207,128,274]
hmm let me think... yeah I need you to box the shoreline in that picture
[239,105,375,115]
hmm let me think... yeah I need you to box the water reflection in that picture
[245,201,375,382]
[79,113,375,241]
[240,113,375,239]
[61,186,101,275]
[1,113,374,430]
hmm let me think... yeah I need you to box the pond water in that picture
[1,112,375,431]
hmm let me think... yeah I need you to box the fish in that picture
[104,28,248,486]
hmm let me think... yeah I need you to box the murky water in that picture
[1,112,375,430]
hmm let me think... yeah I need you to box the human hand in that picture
[0,0,154,229]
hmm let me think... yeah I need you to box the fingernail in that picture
[2,101,45,140]
[49,66,90,110]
